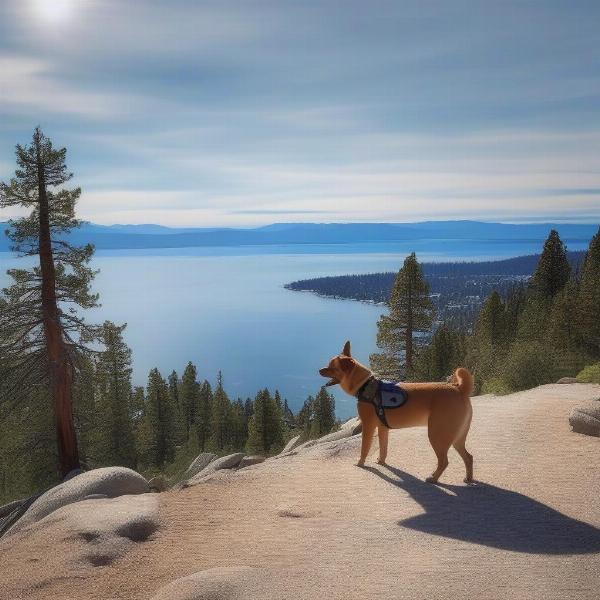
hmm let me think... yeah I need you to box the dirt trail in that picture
[2,384,599,600]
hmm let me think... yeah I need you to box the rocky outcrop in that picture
[557,377,579,384]
[5,467,149,537]
[279,435,302,455]
[150,566,262,600]
[569,400,600,437]
[182,453,246,488]
[32,494,158,567]
[239,455,265,468]
[184,453,218,480]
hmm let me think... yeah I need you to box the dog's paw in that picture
[376,458,387,466]
[356,461,366,468]
[425,476,438,483]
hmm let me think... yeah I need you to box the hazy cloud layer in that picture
[1,1,599,225]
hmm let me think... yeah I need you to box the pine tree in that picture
[310,387,336,438]
[517,230,571,343]
[577,227,600,358]
[209,372,231,451]
[415,324,466,382]
[179,362,199,441]
[247,389,285,454]
[0,128,99,477]
[138,369,176,468]
[370,253,434,379]
[529,229,571,301]
[196,380,213,451]
[92,322,136,468]
[229,399,248,450]
[167,370,185,444]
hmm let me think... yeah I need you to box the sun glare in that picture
[32,0,74,24]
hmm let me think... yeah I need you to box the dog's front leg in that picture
[357,418,376,466]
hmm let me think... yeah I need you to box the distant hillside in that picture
[0,221,597,252]
[285,251,587,324]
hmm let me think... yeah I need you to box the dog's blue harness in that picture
[355,376,408,427]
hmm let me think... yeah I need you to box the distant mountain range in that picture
[0,221,598,252]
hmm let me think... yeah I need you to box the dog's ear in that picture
[342,340,351,357]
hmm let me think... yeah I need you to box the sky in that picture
[0,0,599,227]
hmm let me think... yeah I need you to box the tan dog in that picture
[319,341,474,483]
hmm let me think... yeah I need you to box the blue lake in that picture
[0,237,590,419]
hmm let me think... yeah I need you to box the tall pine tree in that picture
[370,253,434,379]
[0,128,99,476]
[577,227,600,358]
[247,389,285,454]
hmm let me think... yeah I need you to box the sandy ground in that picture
[1,383,599,600]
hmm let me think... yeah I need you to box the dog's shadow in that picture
[364,464,600,555]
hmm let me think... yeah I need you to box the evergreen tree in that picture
[92,322,136,468]
[179,362,199,441]
[196,380,213,451]
[130,386,146,428]
[282,398,295,428]
[415,324,466,382]
[229,399,249,450]
[577,227,600,358]
[209,371,231,451]
[138,369,176,468]
[310,387,336,438]
[0,128,99,477]
[517,230,571,341]
[370,253,434,380]
[247,389,285,454]
[529,229,571,301]
[296,395,314,435]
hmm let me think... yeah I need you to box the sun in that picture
[32,0,74,24]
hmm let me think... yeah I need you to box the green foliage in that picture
[246,389,285,454]
[137,369,176,469]
[529,229,571,301]
[0,128,100,476]
[576,227,600,358]
[414,324,466,382]
[209,371,231,451]
[370,253,434,379]
[179,362,199,441]
[89,322,137,468]
[196,380,213,451]
[576,363,600,384]
[310,388,336,438]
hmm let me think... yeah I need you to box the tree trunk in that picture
[36,153,80,478]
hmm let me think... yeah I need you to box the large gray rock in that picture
[569,401,600,437]
[150,566,262,600]
[0,498,26,519]
[183,453,246,487]
[279,435,301,455]
[23,494,158,567]
[6,467,149,536]
[239,455,265,469]
[340,416,362,435]
[557,377,579,384]
[184,453,217,479]
[315,427,359,445]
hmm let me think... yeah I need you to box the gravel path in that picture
[2,383,599,599]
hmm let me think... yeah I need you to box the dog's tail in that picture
[453,367,474,397]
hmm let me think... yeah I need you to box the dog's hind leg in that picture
[377,426,389,465]
[453,406,474,483]
[426,415,452,483]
